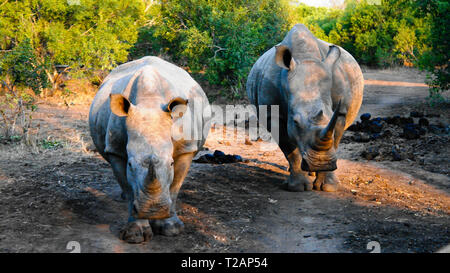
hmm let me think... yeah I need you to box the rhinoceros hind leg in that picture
[314,171,339,192]
[119,219,152,244]
[150,214,184,236]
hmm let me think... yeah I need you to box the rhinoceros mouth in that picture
[133,195,171,220]
[301,148,337,172]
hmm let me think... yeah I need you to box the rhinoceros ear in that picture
[324,45,341,69]
[110,94,132,117]
[163,97,188,113]
[275,45,296,71]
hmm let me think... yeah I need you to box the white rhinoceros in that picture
[247,24,364,192]
[89,56,210,243]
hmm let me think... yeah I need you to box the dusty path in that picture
[0,68,449,253]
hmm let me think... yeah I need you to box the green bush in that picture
[130,0,289,96]
[0,0,145,90]
[416,0,449,100]
[0,39,44,138]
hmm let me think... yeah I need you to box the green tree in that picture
[130,0,290,97]
[0,38,47,138]
[0,0,145,91]
[416,0,449,100]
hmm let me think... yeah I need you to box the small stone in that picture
[402,124,420,139]
[213,150,225,157]
[410,111,423,118]
[352,132,371,143]
[233,155,243,162]
[392,147,404,161]
[425,113,440,118]
[360,113,371,121]
[361,147,379,160]
[368,120,383,133]
[418,118,429,127]
[428,125,442,134]
[381,129,392,138]
[348,123,361,132]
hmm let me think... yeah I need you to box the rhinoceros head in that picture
[275,44,342,172]
[110,94,188,219]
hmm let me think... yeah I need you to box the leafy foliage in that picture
[0,38,49,94]
[0,0,145,87]
[0,0,446,100]
[0,39,43,138]
[416,0,449,99]
[130,0,290,97]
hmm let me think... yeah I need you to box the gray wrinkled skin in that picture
[89,57,210,243]
[247,24,363,192]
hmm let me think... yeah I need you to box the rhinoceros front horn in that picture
[315,100,341,150]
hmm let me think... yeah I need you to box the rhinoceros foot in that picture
[119,219,153,244]
[150,214,184,236]
[281,173,313,192]
[313,172,339,192]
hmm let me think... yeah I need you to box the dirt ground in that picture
[0,67,449,253]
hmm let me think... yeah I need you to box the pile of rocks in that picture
[348,112,448,142]
[194,150,243,164]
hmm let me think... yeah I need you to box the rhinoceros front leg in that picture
[281,147,313,192]
[150,152,194,236]
[313,171,339,192]
[106,154,153,243]
[314,116,346,192]
[107,154,132,201]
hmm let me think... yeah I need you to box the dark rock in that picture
[361,147,379,160]
[425,113,440,118]
[360,120,371,132]
[352,133,371,143]
[381,129,392,138]
[418,118,429,127]
[385,115,401,126]
[194,154,215,163]
[418,127,427,135]
[402,123,421,139]
[401,117,414,126]
[410,111,424,118]
[370,133,381,140]
[195,150,243,164]
[360,113,371,121]
[391,147,404,161]
[368,120,383,133]
[213,150,225,157]
[348,122,361,132]
[428,125,442,134]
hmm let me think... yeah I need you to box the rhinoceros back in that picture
[89,56,210,159]
[246,47,286,115]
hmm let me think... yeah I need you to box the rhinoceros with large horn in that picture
[247,24,364,192]
[89,56,210,243]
